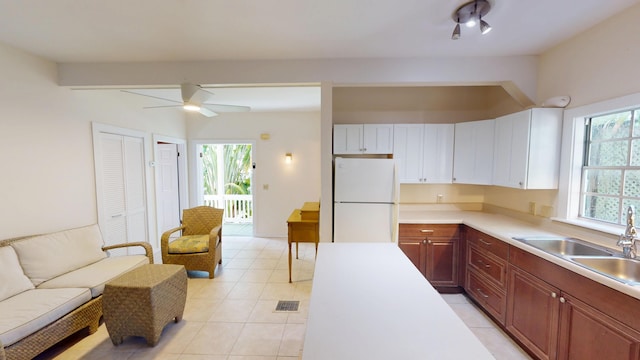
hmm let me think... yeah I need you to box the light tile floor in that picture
[37,236,530,360]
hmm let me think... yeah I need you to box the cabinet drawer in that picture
[468,244,507,288]
[399,224,459,238]
[466,228,509,259]
[467,270,507,325]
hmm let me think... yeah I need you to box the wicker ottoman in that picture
[103,264,187,346]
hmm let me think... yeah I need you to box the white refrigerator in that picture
[333,157,398,242]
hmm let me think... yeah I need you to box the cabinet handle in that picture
[478,238,492,246]
[420,230,435,233]
[560,297,566,303]
[403,242,422,245]
[551,292,557,298]
[476,288,490,299]
[477,259,491,269]
[422,239,427,245]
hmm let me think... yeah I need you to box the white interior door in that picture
[123,136,147,253]
[98,133,128,253]
[94,125,149,255]
[156,143,181,235]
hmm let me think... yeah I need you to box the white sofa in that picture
[0,224,153,360]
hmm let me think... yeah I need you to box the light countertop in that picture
[302,243,495,360]
[398,209,640,300]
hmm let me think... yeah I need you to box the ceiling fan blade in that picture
[202,103,251,113]
[199,107,218,117]
[143,105,183,109]
[121,90,182,104]
[180,83,212,105]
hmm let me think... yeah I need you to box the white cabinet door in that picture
[493,111,530,188]
[363,124,394,154]
[393,124,424,183]
[493,108,563,189]
[453,119,495,185]
[334,124,394,154]
[333,124,364,154]
[393,124,454,184]
[422,124,454,184]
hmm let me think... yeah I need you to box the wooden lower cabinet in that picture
[506,247,640,360]
[398,224,459,290]
[467,269,507,324]
[558,293,640,360]
[465,228,508,325]
[506,265,560,360]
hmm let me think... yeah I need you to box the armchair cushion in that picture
[0,246,34,302]
[168,235,216,254]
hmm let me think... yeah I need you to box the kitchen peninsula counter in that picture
[302,243,494,360]
[398,208,640,300]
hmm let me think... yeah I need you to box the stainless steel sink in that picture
[569,257,640,284]
[512,236,616,257]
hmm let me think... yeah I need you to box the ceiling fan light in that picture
[480,19,492,34]
[183,104,200,112]
[451,23,461,40]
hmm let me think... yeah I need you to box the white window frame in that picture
[556,92,640,235]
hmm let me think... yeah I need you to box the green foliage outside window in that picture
[202,144,252,196]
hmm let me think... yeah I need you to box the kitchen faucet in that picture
[618,206,638,258]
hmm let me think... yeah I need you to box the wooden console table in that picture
[287,202,319,283]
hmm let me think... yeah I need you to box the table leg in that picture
[288,240,293,283]
[296,241,299,259]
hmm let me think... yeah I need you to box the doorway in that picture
[153,135,188,245]
[196,142,254,236]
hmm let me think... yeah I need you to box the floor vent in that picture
[275,300,300,312]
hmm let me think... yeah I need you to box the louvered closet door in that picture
[97,133,148,255]
[122,136,147,253]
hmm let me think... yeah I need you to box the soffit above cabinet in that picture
[332,85,522,113]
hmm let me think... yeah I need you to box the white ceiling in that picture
[1,0,637,62]
[2,0,638,111]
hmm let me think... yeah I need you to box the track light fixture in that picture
[451,0,492,40]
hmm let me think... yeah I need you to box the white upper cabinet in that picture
[492,108,563,189]
[453,119,495,185]
[394,124,454,184]
[333,124,394,154]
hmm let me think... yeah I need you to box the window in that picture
[580,109,640,225]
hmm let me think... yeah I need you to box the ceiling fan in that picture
[122,83,251,117]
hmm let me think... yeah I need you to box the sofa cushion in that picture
[11,224,107,286]
[0,246,34,302]
[168,234,215,254]
[0,288,91,347]
[37,254,149,297]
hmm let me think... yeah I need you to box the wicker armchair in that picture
[161,206,223,279]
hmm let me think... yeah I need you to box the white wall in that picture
[0,41,186,239]
[187,111,321,237]
[537,3,640,107]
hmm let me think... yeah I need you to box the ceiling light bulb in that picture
[183,104,200,112]
[451,23,461,40]
[480,19,492,34]
[465,18,477,27]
